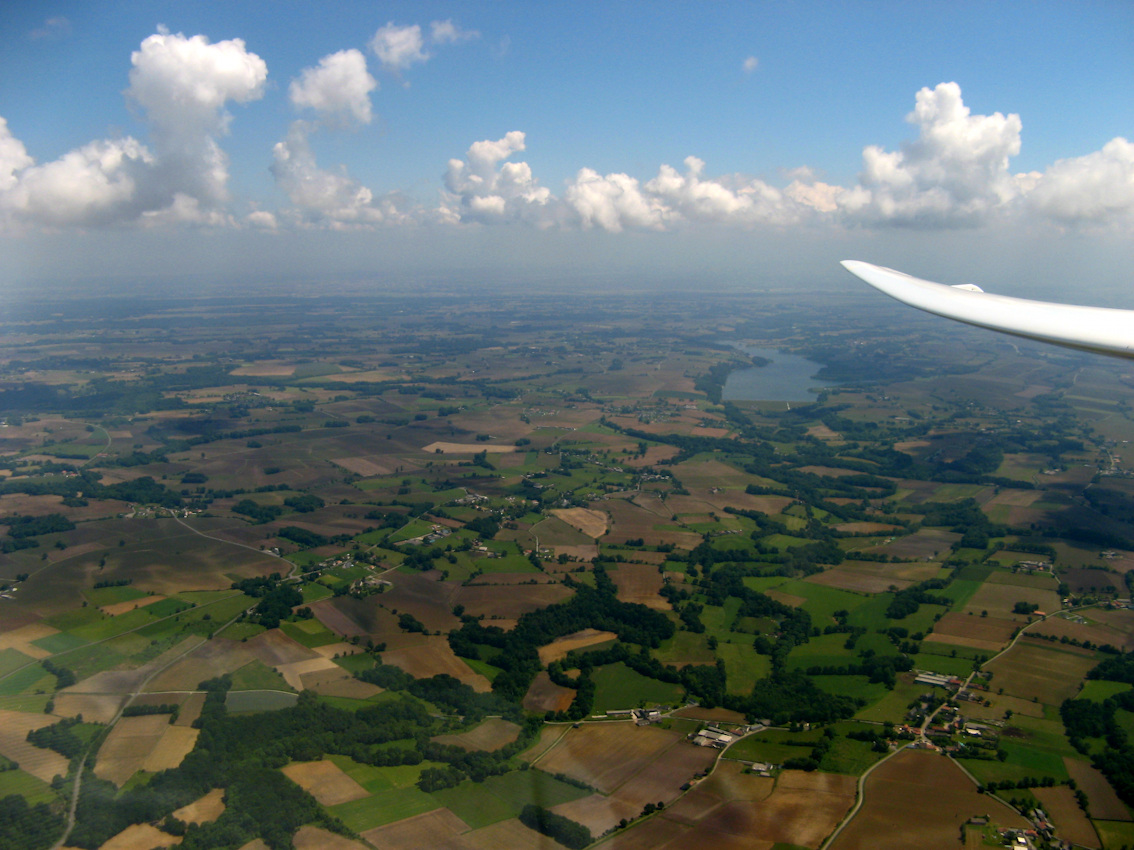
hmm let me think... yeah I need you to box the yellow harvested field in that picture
[173,788,226,825]
[422,441,516,454]
[98,823,182,850]
[101,595,166,616]
[99,825,181,850]
[282,760,369,807]
[361,808,470,850]
[0,709,70,782]
[311,641,365,659]
[275,656,338,691]
[142,725,198,772]
[95,714,170,786]
[0,622,58,658]
[293,826,371,850]
[550,508,609,538]
[538,629,618,665]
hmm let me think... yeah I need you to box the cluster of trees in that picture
[518,805,592,850]
[26,716,88,759]
[885,579,952,620]
[0,512,75,539]
[41,659,76,690]
[232,499,283,524]
[0,795,63,850]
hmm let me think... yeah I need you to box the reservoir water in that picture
[721,346,829,402]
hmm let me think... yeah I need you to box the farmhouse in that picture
[914,671,953,687]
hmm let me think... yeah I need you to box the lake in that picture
[721,345,829,402]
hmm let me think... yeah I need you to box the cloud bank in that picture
[0,25,1129,237]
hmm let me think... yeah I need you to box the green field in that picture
[280,618,340,648]
[229,661,294,692]
[0,769,58,805]
[591,662,685,712]
[717,640,771,694]
[1076,680,1131,701]
[329,786,440,832]
[784,633,857,672]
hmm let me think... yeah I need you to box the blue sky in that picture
[0,1,1131,295]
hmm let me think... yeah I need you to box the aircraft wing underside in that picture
[841,260,1134,360]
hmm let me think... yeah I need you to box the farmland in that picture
[1,284,1133,850]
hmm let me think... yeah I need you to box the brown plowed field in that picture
[671,706,747,724]
[282,760,369,806]
[361,808,470,850]
[805,569,912,594]
[381,635,492,691]
[143,638,253,693]
[984,642,1098,705]
[1033,786,1100,848]
[928,613,1017,646]
[462,817,559,850]
[1064,757,1132,821]
[173,692,206,726]
[522,672,576,713]
[535,723,685,793]
[658,822,774,850]
[293,825,370,850]
[245,629,321,666]
[432,718,520,752]
[960,582,1060,621]
[1028,617,1134,651]
[610,564,669,610]
[95,714,170,786]
[453,582,573,620]
[550,793,641,835]
[830,749,1028,850]
[53,692,123,724]
[599,816,698,850]
[612,741,717,806]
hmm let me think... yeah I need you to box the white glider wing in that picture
[841,260,1134,360]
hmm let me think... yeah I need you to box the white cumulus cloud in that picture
[837,82,1023,227]
[289,49,377,125]
[1025,137,1134,225]
[443,131,552,224]
[431,20,479,44]
[271,122,411,227]
[743,56,759,73]
[370,23,428,71]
